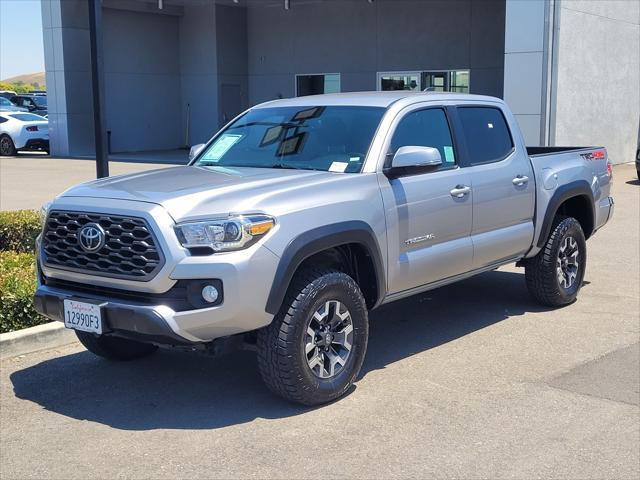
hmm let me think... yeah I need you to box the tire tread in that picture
[257,267,367,405]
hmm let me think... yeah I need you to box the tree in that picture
[0,82,39,94]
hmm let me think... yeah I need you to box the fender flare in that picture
[536,180,595,248]
[265,221,386,314]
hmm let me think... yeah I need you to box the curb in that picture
[0,322,77,359]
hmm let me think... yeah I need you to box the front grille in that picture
[42,210,164,280]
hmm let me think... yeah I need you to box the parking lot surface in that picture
[0,155,167,211]
[1,164,638,479]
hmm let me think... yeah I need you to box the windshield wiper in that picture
[271,163,298,169]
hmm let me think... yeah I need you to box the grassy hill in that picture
[0,72,46,89]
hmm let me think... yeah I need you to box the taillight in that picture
[606,161,613,178]
[26,126,38,132]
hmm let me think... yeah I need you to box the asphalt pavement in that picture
[0,163,638,479]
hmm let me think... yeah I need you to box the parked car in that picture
[0,96,27,113]
[0,112,49,155]
[0,90,17,100]
[34,92,614,405]
[10,94,47,117]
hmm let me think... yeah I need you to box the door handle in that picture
[512,175,529,186]
[450,185,471,198]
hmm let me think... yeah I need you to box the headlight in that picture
[174,214,275,252]
[39,201,52,227]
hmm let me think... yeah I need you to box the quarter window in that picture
[390,108,457,169]
[458,107,514,165]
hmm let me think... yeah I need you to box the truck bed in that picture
[527,146,604,157]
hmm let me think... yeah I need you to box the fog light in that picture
[201,285,219,303]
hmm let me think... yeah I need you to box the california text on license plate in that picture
[63,299,103,334]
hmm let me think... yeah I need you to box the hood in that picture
[60,165,333,220]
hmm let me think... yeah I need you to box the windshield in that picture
[0,98,12,107]
[194,106,385,173]
[32,96,47,107]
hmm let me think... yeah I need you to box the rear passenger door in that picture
[380,106,474,294]
[456,105,535,269]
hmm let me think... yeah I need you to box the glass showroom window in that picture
[296,74,341,97]
[378,70,470,92]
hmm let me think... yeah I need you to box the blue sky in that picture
[0,0,44,80]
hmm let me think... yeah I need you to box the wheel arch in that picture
[537,180,595,248]
[265,221,386,314]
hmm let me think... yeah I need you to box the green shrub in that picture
[0,251,48,333]
[0,210,41,253]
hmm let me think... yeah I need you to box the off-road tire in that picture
[525,216,587,307]
[75,331,158,360]
[0,134,16,156]
[257,268,369,406]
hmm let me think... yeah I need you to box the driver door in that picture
[379,106,473,295]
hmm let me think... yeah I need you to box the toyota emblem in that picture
[78,223,106,252]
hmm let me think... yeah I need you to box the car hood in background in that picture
[60,165,335,221]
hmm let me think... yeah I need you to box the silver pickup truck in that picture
[34,92,614,405]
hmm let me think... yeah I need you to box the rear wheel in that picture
[257,268,369,406]
[0,134,16,156]
[75,331,158,360]
[525,216,586,307]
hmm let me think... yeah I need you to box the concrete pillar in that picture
[502,0,548,146]
[41,0,94,157]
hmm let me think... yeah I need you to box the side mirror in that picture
[28,104,36,111]
[188,143,205,161]
[385,146,442,177]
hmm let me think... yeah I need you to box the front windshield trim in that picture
[191,105,386,174]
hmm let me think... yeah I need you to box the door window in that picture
[457,107,514,165]
[390,108,457,169]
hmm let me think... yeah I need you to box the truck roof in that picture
[254,91,502,109]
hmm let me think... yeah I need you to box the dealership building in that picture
[41,0,639,164]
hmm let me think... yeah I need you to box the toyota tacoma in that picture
[34,92,614,405]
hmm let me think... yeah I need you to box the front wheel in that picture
[75,331,158,360]
[525,216,587,307]
[257,268,369,406]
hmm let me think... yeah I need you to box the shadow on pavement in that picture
[11,270,551,430]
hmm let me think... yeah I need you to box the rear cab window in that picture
[457,107,514,165]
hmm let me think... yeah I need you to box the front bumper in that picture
[34,284,195,346]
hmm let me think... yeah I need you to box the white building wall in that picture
[552,0,640,164]
[40,0,93,156]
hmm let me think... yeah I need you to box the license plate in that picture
[63,299,103,334]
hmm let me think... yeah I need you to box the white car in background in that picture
[0,112,49,156]
[0,96,27,113]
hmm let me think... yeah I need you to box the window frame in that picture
[382,105,462,175]
[452,105,515,167]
